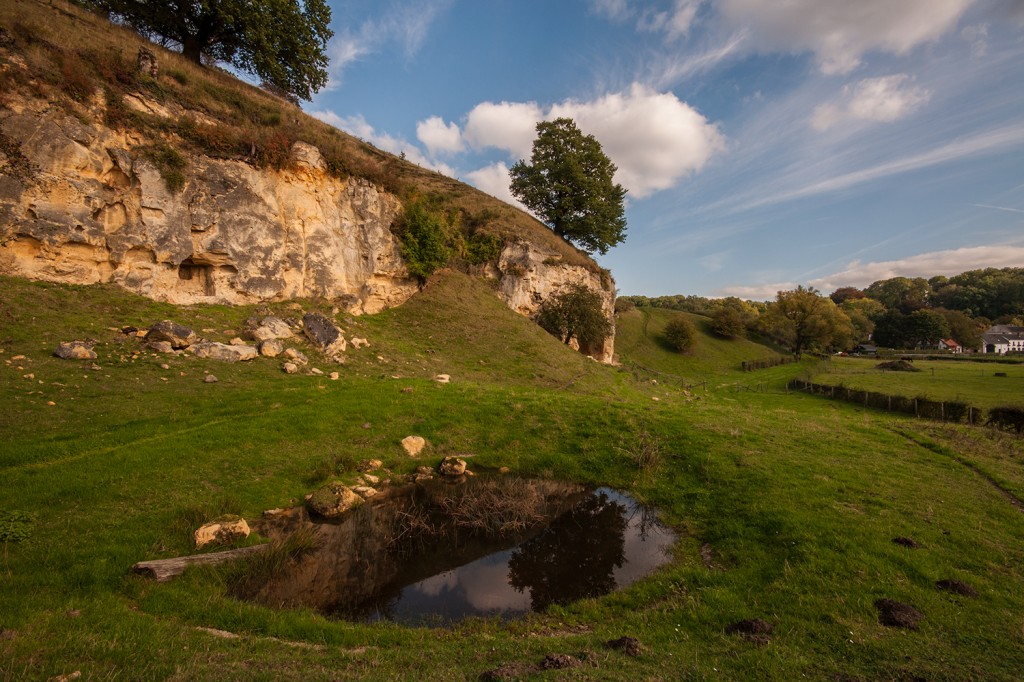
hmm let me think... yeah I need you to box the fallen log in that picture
[132,544,268,582]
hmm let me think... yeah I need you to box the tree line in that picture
[621,268,1024,356]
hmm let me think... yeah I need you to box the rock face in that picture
[0,108,418,314]
[497,242,615,362]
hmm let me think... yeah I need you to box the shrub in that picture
[537,283,611,353]
[987,406,1024,434]
[614,297,635,314]
[396,199,456,282]
[464,231,503,266]
[663,315,696,353]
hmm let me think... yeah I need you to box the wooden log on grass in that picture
[133,544,268,582]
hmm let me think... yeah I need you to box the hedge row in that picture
[742,356,797,372]
[789,380,1024,434]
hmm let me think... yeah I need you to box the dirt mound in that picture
[726,618,774,644]
[874,598,923,630]
[892,536,920,548]
[876,360,921,372]
[936,579,978,597]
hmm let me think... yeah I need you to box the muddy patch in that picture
[874,598,923,630]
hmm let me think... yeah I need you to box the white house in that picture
[981,325,1024,354]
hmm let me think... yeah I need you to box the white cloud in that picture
[639,0,703,39]
[309,110,456,177]
[721,246,1024,298]
[416,116,464,156]
[812,75,931,131]
[550,84,725,197]
[808,246,1024,291]
[463,101,544,159]
[718,0,976,74]
[590,0,632,22]
[464,162,525,208]
[326,0,452,87]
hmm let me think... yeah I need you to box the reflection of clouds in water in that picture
[407,551,531,613]
[612,503,675,587]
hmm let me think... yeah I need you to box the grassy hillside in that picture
[2,275,1024,681]
[615,306,786,384]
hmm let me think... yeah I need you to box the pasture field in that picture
[1,274,1023,681]
[811,356,1024,410]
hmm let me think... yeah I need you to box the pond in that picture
[247,475,675,627]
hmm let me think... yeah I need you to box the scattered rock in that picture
[48,671,81,682]
[303,312,347,355]
[307,483,364,518]
[258,339,284,357]
[53,341,96,360]
[363,474,380,484]
[250,316,294,342]
[145,321,195,349]
[192,342,258,362]
[330,371,339,380]
[350,337,370,349]
[310,368,324,376]
[159,363,170,370]
[936,579,978,597]
[538,654,581,671]
[136,46,158,77]
[401,387,414,394]
[434,374,451,384]
[439,456,467,476]
[284,348,308,365]
[402,436,427,457]
[282,362,299,374]
[203,374,218,383]
[194,517,250,549]
[874,598,923,630]
[353,486,378,498]
[725,618,774,644]
[604,636,643,656]
[229,337,246,346]
[892,537,920,549]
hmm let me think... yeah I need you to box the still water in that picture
[248,476,675,626]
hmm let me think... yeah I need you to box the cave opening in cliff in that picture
[236,475,676,627]
[177,257,215,295]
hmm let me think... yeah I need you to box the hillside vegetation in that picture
[2,274,1024,681]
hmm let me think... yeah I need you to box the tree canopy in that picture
[760,286,853,356]
[86,0,333,101]
[509,118,627,255]
[536,283,612,355]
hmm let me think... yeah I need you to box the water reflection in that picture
[247,477,675,626]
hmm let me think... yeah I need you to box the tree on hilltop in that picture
[510,118,627,255]
[85,0,333,101]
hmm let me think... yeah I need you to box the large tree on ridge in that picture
[509,118,627,255]
[85,0,333,101]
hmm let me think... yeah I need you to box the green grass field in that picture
[811,356,1024,410]
[2,274,1024,681]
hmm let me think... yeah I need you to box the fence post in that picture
[915,399,919,418]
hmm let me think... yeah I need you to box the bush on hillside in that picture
[537,283,611,354]
[663,315,696,353]
[395,198,459,282]
[711,307,745,338]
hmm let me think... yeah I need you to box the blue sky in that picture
[306,0,1024,299]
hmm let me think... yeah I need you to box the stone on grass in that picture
[258,339,284,357]
[282,362,299,374]
[284,348,308,365]
[203,374,218,383]
[350,337,369,349]
[147,340,175,354]
[439,456,467,477]
[194,517,250,549]
[434,374,451,384]
[329,371,340,380]
[402,435,426,457]
[145,320,195,349]
[307,483,363,518]
[249,316,294,342]
[303,312,347,355]
[353,486,378,498]
[311,368,323,376]
[53,341,96,360]
[192,342,257,362]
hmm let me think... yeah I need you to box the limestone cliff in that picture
[0,99,614,360]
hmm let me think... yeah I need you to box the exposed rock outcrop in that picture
[0,108,418,314]
[497,241,615,362]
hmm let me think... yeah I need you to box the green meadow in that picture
[2,273,1023,681]
[811,356,1024,410]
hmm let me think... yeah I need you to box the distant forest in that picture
[621,267,1024,352]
